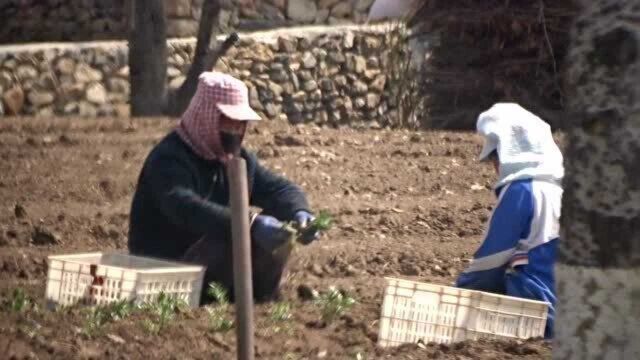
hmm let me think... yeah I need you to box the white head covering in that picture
[476,103,564,189]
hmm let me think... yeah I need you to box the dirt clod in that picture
[31,226,59,245]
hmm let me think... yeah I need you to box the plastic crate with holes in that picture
[377,277,549,347]
[45,252,206,308]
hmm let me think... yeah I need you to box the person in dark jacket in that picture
[128,71,319,303]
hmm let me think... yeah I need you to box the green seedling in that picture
[269,302,292,323]
[265,301,293,335]
[274,211,333,258]
[315,286,356,324]
[8,288,32,313]
[83,299,135,336]
[206,283,234,332]
[141,292,188,334]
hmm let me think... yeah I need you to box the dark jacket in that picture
[128,131,310,260]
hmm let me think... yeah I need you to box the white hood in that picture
[476,103,564,189]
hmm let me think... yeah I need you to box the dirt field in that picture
[0,117,551,359]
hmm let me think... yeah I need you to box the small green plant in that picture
[269,302,292,323]
[265,301,293,335]
[8,288,32,313]
[274,211,334,258]
[206,283,234,332]
[141,292,188,334]
[83,299,135,336]
[315,286,356,324]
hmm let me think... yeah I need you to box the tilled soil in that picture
[0,117,551,359]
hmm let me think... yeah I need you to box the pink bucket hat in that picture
[176,72,261,161]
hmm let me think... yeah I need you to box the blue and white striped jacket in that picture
[456,178,562,338]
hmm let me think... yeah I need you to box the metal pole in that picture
[228,157,255,360]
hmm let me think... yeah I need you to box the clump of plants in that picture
[83,299,135,336]
[6,288,35,313]
[266,301,293,335]
[206,282,234,332]
[141,292,188,334]
[274,211,333,258]
[315,286,356,324]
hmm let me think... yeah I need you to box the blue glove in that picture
[251,215,291,252]
[294,211,319,245]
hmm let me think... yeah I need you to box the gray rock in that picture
[287,0,317,23]
[277,37,297,53]
[299,71,313,81]
[270,62,285,72]
[75,64,103,83]
[27,89,55,106]
[258,3,286,21]
[355,97,366,109]
[356,0,375,12]
[169,76,186,90]
[319,78,334,91]
[37,106,54,117]
[309,89,322,101]
[79,101,97,117]
[249,86,263,110]
[370,75,386,92]
[86,83,107,104]
[232,59,253,70]
[364,36,383,51]
[290,73,300,90]
[3,59,17,69]
[328,51,346,64]
[0,100,4,116]
[343,97,353,112]
[165,0,191,17]
[252,63,268,73]
[318,0,341,9]
[301,52,317,69]
[107,78,130,95]
[367,56,380,68]
[343,32,355,49]
[366,93,381,109]
[298,37,312,51]
[268,82,284,97]
[167,19,198,38]
[56,58,75,75]
[3,86,25,115]
[292,91,306,102]
[334,75,348,88]
[116,66,129,78]
[269,69,288,83]
[318,110,329,123]
[331,2,352,18]
[16,65,38,80]
[364,69,380,80]
[352,81,368,95]
[312,48,328,59]
[167,67,182,78]
[315,9,330,23]
[354,55,367,74]
[0,71,13,88]
[265,103,280,118]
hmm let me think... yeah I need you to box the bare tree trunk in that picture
[165,0,239,116]
[129,0,167,116]
[554,1,640,359]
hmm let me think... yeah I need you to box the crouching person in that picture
[456,103,563,339]
[128,72,319,303]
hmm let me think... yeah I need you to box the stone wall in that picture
[0,25,404,128]
[0,0,377,44]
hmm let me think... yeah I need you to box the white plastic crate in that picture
[45,252,206,309]
[377,277,549,347]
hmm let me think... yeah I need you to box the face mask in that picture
[220,131,243,156]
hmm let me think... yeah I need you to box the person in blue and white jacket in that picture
[456,103,563,339]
